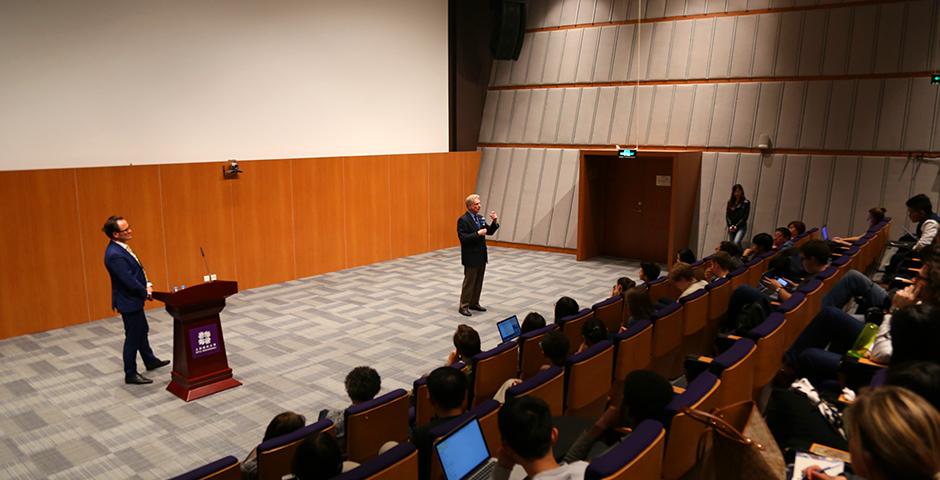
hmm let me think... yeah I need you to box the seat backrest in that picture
[708,338,757,408]
[506,365,565,416]
[679,289,708,336]
[584,420,665,480]
[797,278,824,321]
[565,340,614,419]
[778,292,808,347]
[705,277,731,325]
[662,372,721,480]
[257,420,334,480]
[650,303,683,378]
[613,320,653,382]
[744,258,763,286]
[345,389,410,463]
[647,278,679,303]
[745,312,787,394]
[518,324,557,379]
[333,443,418,480]
[470,399,502,456]
[170,456,240,480]
[560,309,594,355]
[593,295,625,334]
[412,376,432,428]
[470,341,519,406]
[728,266,748,291]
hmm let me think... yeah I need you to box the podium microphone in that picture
[200,247,217,282]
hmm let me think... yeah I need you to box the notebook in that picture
[434,417,496,480]
[497,315,521,343]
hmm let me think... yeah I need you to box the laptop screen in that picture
[821,225,829,240]
[435,418,490,480]
[497,315,521,342]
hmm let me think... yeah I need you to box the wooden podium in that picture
[153,281,241,401]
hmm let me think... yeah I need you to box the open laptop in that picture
[496,315,521,343]
[434,417,496,480]
[821,225,829,241]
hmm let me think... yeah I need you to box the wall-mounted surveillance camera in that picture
[222,159,243,179]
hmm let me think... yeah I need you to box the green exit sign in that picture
[932,74,940,85]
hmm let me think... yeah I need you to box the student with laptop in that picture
[832,207,887,247]
[492,396,588,479]
[497,315,521,343]
[414,366,469,480]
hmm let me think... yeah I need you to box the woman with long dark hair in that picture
[726,184,750,245]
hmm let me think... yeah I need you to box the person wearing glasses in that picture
[102,215,169,385]
[457,194,499,317]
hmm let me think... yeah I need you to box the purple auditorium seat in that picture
[333,443,418,480]
[345,389,409,463]
[169,456,239,480]
[585,420,666,480]
[469,341,519,406]
[256,419,334,480]
[518,324,557,379]
[506,365,565,416]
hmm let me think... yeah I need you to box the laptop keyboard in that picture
[465,460,497,480]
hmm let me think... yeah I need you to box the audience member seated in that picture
[717,241,745,269]
[704,252,736,282]
[832,207,886,247]
[788,221,807,238]
[241,412,306,480]
[445,324,482,371]
[802,386,940,480]
[824,245,935,314]
[540,331,570,369]
[576,317,609,354]
[639,262,661,283]
[411,366,468,480]
[621,287,654,330]
[292,431,344,480]
[321,367,381,447]
[492,397,589,480]
[669,262,708,300]
[742,233,774,261]
[886,194,940,278]
[611,277,636,299]
[773,227,794,250]
[676,248,696,264]
[520,312,547,335]
[554,296,580,325]
[561,370,674,462]
[726,240,831,329]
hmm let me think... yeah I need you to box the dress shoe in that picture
[145,359,170,371]
[458,307,472,317]
[125,373,154,385]
[469,304,487,312]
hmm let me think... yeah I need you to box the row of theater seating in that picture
[172,220,892,480]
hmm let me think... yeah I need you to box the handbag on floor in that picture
[684,400,786,480]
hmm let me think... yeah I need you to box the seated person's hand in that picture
[803,465,847,480]
[446,350,458,365]
[891,282,922,311]
[762,277,782,291]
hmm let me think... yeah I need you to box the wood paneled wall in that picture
[0,151,480,339]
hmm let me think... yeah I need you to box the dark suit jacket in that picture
[104,241,148,313]
[457,211,499,267]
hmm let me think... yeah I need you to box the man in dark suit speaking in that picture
[457,194,499,316]
[102,215,169,385]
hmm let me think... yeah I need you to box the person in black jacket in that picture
[726,184,750,245]
[457,194,499,316]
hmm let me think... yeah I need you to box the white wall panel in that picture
[547,150,579,247]
[510,35,535,85]
[477,148,499,205]
[776,82,806,148]
[901,1,934,72]
[610,25,636,81]
[728,0,747,12]
[827,157,859,237]
[560,0,581,25]
[559,30,585,83]
[688,19,715,79]
[730,15,758,78]
[648,86,674,145]
[544,0,567,28]
[904,80,938,151]
[701,154,739,251]
[884,157,914,234]
[564,151,581,249]
[752,83,783,148]
[523,90,549,143]
[823,80,855,150]
[594,26,619,82]
[668,20,695,78]
[797,10,827,76]
[648,22,674,80]
[646,0,668,18]
[526,33,551,85]
[633,86,656,144]
[731,83,760,147]
[689,84,717,145]
[664,0,687,17]
[543,31,568,83]
[557,88,584,143]
[736,155,763,218]
[576,27,602,83]
[513,150,547,243]
[492,91,517,143]
[611,0,630,21]
[853,158,886,234]
[709,84,738,146]
[774,12,804,76]
[748,0,771,9]
[685,0,706,15]
[508,90,531,143]
[849,80,881,150]
[591,87,618,144]
[497,149,530,241]
[709,17,736,78]
[609,86,636,144]
[873,2,904,73]
[527,0,547,29]
[847,5,877,74]
[751,14,780,77]
[577,0,599,24]
[802,156,835,229]
[594,0,615,22]
[777,155,809,226]
[751,155,786,237]
[707,0,728,14]
[633,23,655,80]
[480,91,499,143]
[493,60,513,87]
[875,79,909,151]
[799,81,831,149]
[933,3,940,71]
[530,149,562,245]
[667,85,695,145]
[822,7,851,75]
[697,152,719,253]
[574,88,600,143]
[485,149,514,240]
[540,89,566,143]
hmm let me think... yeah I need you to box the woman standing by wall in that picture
[726,184,750,245]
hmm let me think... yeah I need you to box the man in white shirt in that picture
[492,397,588,480]
[669,262,708,300]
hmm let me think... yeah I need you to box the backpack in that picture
[734,297,771,336]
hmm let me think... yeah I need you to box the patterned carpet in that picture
[0,247,643,479]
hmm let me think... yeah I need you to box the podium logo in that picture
[189,325,220,358]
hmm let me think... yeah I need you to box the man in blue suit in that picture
[457,194,499,316]
[102,215,169,385]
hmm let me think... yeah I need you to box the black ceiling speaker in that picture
[490,0,526,61]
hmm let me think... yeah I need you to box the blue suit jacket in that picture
[104,241,148,313]
[457,211,499,267]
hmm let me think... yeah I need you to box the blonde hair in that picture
[465,194,481,208]
[845,386,940,480]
